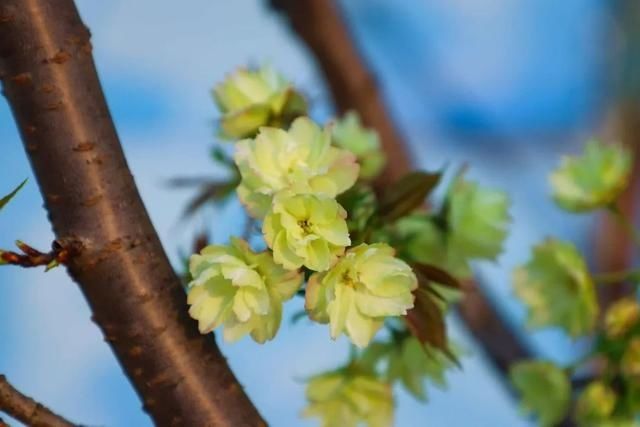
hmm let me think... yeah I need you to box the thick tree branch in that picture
[271,0,532,376]
[0,375,76,427]
[0,1,264,426]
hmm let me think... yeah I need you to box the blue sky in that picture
[0,1,612,425]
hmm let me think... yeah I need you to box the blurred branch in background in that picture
[0,375,76,427]
[595,0,640,306]
[270,0,533,378]
[269,0,411,185]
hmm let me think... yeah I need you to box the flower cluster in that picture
[185,66,518,427]
[510,139,640,426]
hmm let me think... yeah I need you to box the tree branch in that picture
[0,375,76,427]
[271,0,532,377]
[0,1,264,426]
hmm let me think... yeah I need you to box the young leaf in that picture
[378,171,441,221]
[412,263,461,290]
[404,287,446,351]
[0,179,27,212]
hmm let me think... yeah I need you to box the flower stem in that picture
[592,269,640,285]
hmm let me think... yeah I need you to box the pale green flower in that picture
[513,239,598,337]
[235,117,359,218]
[187,238,302,343]
[394,175,510,280]
[303,370,393,427]
[575,381,617,426]
[395,214,471,278]
[622,337,640,382]
[263,193,350,272]
[550,140,632,212]
[605,297,640,338]
[213,66,307,140]
[306,243,418,347]
[332,111,386,180]
[510,360,571,427]
[447,176,510,261]
[386,336,455,401]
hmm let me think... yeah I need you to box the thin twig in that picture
[0,240,77,270]
[0,375,76,427]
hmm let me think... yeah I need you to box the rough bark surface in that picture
[0,375,76,427]
[0,1,265,426]
[271,0,533,377]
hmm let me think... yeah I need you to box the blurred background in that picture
[0,0,636,425]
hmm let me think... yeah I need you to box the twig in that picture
[0,240,77,270]
[0,375,76,427]
[0,1,264,425]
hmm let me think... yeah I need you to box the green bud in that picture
[213,66,307,140]
[187,238,302,343]
[575,381,617,425]
[605,297,640,338]
[513,239,598,337]
[306,243,418,348]
[510,360,571,427]
[332,111,386,180]
[302,369,393,427]
[550,140,631,212]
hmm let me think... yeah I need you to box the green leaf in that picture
[510,360,571,427]
[378,171,441,222]
[0,179,27,212]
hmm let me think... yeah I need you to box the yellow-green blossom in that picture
[306,243,418,347]
[395,214,471,278]
[394,175,510,280]
[187,238,302,343]
[513,239,598,337]
[213,66,307,140]
[303,370,393,427]
[622,337,640,382]
[550,140,631,212]
[448,176,510,261]
[605,297,640,338]
[332,111,386,180]
[386,336,455,401]
[235,117,359,218]
[263,193,350,272]
[576,381,617,426]
[510,360,571,427]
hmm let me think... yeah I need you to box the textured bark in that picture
[0,1,265,426]
[271,0,532,377]
[0,375,76,427]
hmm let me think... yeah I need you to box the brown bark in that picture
[271,0,532,376]
[0,375,76,427]
[0,1,265,426]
